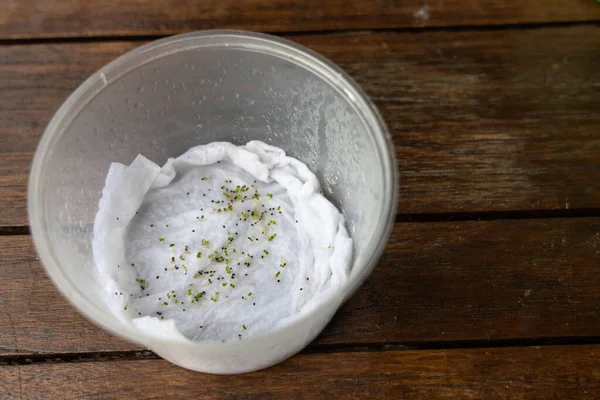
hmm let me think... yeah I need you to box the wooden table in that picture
[1,1,599,398]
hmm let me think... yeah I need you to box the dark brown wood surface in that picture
[1,26,599,227]
[1,0,600,397]
[2,345,599,398]
[3,217,600,357]
[1,0,598,40]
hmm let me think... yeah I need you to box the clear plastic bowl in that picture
[28,30,396,374]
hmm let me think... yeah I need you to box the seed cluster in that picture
[119,173,313,340]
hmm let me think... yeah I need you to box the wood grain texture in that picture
[1,0,598,40]
[1,345,599,398]
[2,217,600,356]
[1,27,600,227]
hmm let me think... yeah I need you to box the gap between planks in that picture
[4,336,600,366]
[0,20,598,46]
[4,208,600,235]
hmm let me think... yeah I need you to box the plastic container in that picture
[28,31,396,374]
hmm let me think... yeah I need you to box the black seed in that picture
[151,224,154,227]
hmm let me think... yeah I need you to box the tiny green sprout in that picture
[202,177,208,181]
[135,278,146,285]
[170,243,175,247]
[208,278,212,284]
[197,252,202,258]
[210,293,219,302]
[226,266,232,274]
[275,271,281,278]
[171,256,175,262]
[188,289,192,296]
[124,305,128,310]
[266,193,273,198]
[182,264,187,271]
[269,220,276,225]
[248,236,253,242]
[248,292,252,297]
[277,206,281,211]
[201,239,210,247]
[328,245,332,249]
[217,209,222,213]
[160,316,164,320]
[268,233,277,241]
[179,255,185,261]
[193,273,199,278]
[230,283,235,288]
[222,282,227,287]
[163,302,168,306]
[167,293,171,299]
[263,250,269,255]
[159,237,165,242]
[242,325,247,331]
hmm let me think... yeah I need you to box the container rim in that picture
[28,30,397,351]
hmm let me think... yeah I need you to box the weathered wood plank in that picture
[2,218,600,356]
[1,0,598,40]
[1,27,599,226]
[1,345,599,398]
